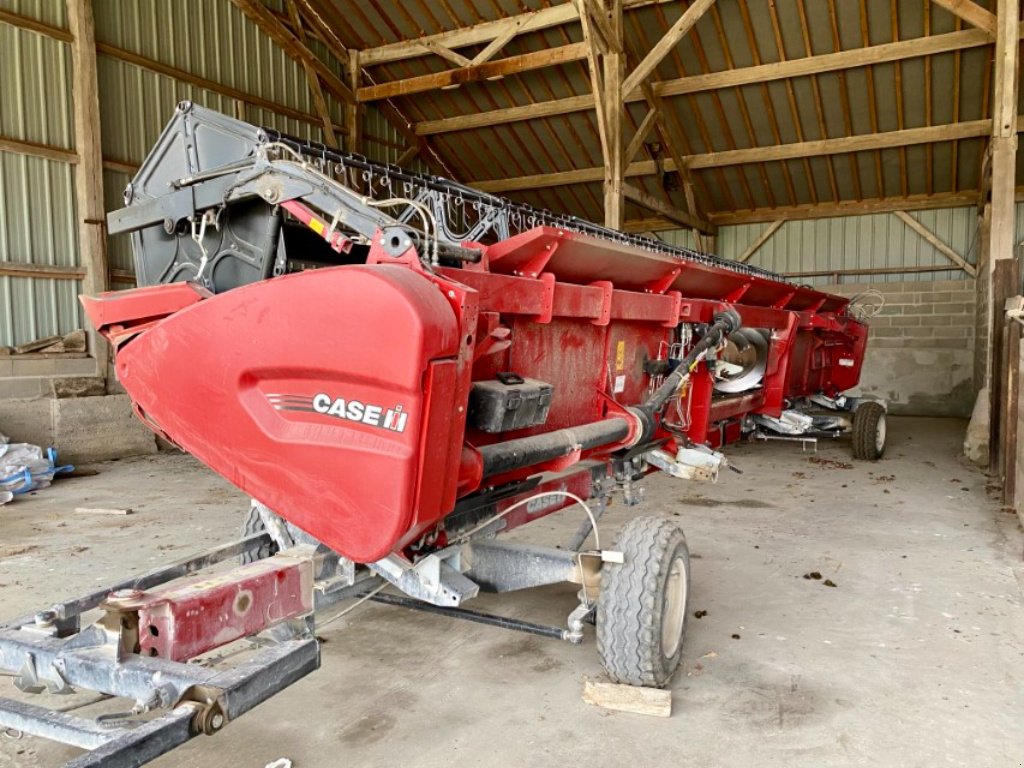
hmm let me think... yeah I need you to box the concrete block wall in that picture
[826,279,976,417]
[0,394,157,465]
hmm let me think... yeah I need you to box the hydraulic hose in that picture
[478,418,631,479]
[634,309,743,441]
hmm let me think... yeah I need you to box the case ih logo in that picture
[267,393,409,433]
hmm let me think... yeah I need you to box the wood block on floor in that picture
[582,680,672,717]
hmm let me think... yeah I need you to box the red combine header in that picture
[0,103,884,766]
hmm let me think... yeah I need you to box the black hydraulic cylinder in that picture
[478,418,631,479]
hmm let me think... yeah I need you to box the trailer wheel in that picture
[851,401,887,461]
[240,503,279,564]
[597,516,690,688]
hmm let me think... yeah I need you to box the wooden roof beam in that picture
[357,44,588,101]
[230,0,353,104]
[625,106,660,164]
[929,0,997,37]
[285,0,337,147]
[472,118,1016,193]
[359,0,672,66]
[622,0,716,96]
[623,182,715,234]
[621,187,1024,230]
[416,24,1024,135]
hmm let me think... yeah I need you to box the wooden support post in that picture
[346,50,364,190]
[67,0,108,379]
[1001,307,1021,505]
[603,1,624,230]
[622,182,711,233]
[346,50,362,155]
[575,0,625,228]
[991,259,1020,473]
[984,0,1020,473]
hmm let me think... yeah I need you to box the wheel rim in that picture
[660,556,688,658]
[875,413,887,453]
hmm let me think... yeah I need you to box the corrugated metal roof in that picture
[315,0,1019,223]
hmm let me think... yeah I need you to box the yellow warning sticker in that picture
[615,340,626,371]
[309,218,324,235]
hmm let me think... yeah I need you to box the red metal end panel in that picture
[108,266,461,562]
[80,282,212,347]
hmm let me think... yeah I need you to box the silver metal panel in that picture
[93,0,333,122]
[709,207,978,287]
[0,0,356,346]
[0,0,67,28]
[90,0,358,285]
[0,20,79,346]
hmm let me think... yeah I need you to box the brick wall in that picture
[826,279,976,417]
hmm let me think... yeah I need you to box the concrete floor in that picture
[0,417,1021,767]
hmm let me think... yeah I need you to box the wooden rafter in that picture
[633,69,710,238]
[892,0,908,198]
[356,44,587,102]
[573,0,625,228]
[950,17,963,193]
[736,2,795,206]
[893,211,977,276]
[796,0,838,203]
[471,117,1022,194]
[67,0,107,375]
[929,0,997,36]
[662,7,740,211]
[230,0,353,104]
[359,0,674,66]
[591,0,714,236]
[768,1,818,205]
[621,0,715,96]
[285,0,337,147]
[624,106,659,164]
[859,0,885,197]
[622,182,714,233]
[574,0,611,163]
[514,20,602,218]
[827,0,863,201]
[413,24,1021,135]
[925,2,935,196]
[737,220,786,263]
[710,6,774,208]
[620,187,1024,230]
[468,20,519,66]
[346,50,362,157]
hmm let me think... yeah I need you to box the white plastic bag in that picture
[0,433,73,503]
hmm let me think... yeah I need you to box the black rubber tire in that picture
[851,401,887,461]
[240,504,279,564]
[597,516,691,688]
